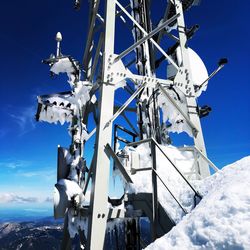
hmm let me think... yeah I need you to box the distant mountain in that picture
[0,217,151,250]
[0,219,63,250]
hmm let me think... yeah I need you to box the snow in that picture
[70,81,91,108]
[120,143,198,222]
[145,156,250,250]
[60,147,73,165]
[158,88,192,137]
[58,179,82,199]
[39,105,73,125]
[159,47,209,137]
[50,57,76,83]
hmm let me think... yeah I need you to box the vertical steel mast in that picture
[174,0,210,177]
[86,0,116,249]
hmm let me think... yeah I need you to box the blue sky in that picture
[0,1,249,217]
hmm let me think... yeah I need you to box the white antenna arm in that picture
[55,32,62,57]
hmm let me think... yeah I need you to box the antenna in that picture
[35,1,224,249]
[197,57,228,92]
[55,32,62,57]
[74,0,81,10]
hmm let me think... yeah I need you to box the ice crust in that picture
[38,57,92,126]
[145,156,250,250]
[50,57,76,84]
[58,179,82,198]
[158,88,192,137]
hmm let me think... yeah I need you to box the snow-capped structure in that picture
[35,0,227,249]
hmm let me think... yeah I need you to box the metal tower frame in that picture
[35,0,227,249]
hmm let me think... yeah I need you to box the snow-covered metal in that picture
[35,0,226,249]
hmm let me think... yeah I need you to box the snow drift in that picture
[145,156,250,250]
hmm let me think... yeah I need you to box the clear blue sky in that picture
[0,1,249,217]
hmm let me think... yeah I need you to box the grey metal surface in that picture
[174,0,210,178]
[86,1,117,249]
[127,193,176,237]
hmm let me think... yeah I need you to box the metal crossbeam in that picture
[115,0,179,69]
[114,13,180,63]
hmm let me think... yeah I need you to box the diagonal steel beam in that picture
[105,143,133,184]
[157,83,198,137]
[114,13,180,63]
[115,0,179,70]
[157,2,172,45]
[90,32,104,82]
[82,0,100,78]
[104,81,148,129]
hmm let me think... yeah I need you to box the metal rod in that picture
[116,136,131,144]
[152,168,187,214]
[105,143,133,183]
[152,138,202,198]
[82,0,101,77]
[133,167,152,172]
[156,2,172,45]
[115,0,179,70]
[193,146,219,172]
[90,32,104,81]
[82,155,95,195]
[127,138,152,147]
[122,113,139,136]
[196,64,225,92]
[104,81,148,129]
[151,141,159,240]
[114,13,180,63]
[115,124,138,137]
[179,146,219,172]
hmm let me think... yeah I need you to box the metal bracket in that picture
[173,67,194,97]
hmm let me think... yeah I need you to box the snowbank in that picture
[145,156,250,250]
